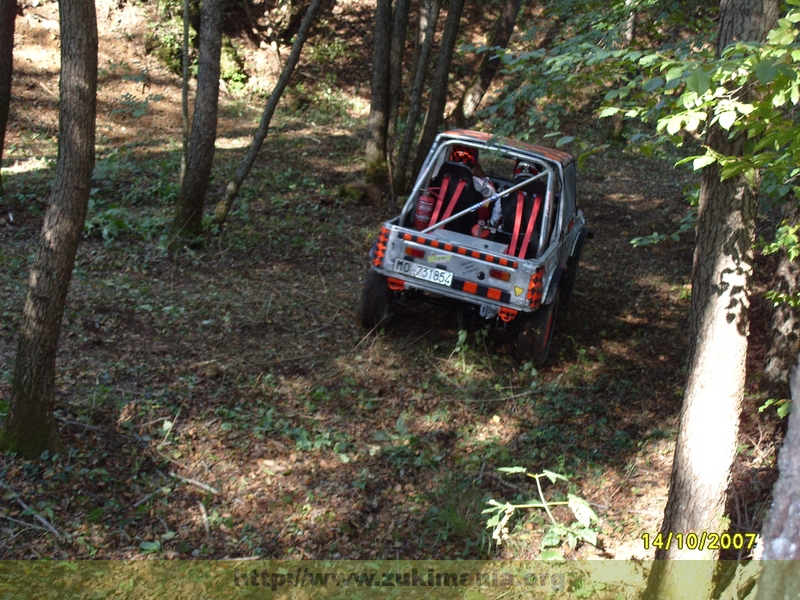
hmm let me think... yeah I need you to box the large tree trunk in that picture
[391,0,440,196]
[450,0,520,128]
[643,1,780,598]
[411,0,464,178]
[0,0,17,193]
[172,0,224,239]
[364,0,392,184]
[1,0,97,458]
[756,354,800,598]
[214,0,321,226]
[763,201,800,400]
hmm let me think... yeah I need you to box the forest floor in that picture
[0,0,783,570]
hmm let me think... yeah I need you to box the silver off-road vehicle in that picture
[360,129,590,366]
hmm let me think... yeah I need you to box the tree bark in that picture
[0,0,18,193]
[365,0,392,184]
[386,0,411,165]
[643,1,780,598]
[1,0,97,458]
[755,354,800,598]
[179,0,189,188]
[411,0,464,178]
[450,0,520,128]
[763,201,800,400]
[391,0,440,196]
[172,0,224,239]
[214,0,321,226]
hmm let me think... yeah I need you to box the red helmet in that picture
[450,145,478,166]
[514,160,538,180]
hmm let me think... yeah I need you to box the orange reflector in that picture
[387,277,405,291]
[489,268,510,282]
[405,247,425,259]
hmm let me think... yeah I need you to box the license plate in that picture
[393,259,453,287]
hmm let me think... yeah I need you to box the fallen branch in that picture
[0,510,53,533]
[0,481,63,539]
[197,500,210,537]
[170,472,220,495]
[464,389,542,403]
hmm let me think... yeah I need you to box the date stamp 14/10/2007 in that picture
[641,532,757,552]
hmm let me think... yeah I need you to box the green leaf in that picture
[693,155,716,170]
[778,401,793,419]
[139,541,161,554]
[539,549,565,560]
[568,494,598,527]
[556,136,575,148]
[665,116,683,135]
[498,466,527,474]
[598,107,621,118]
[717,111,737,130]
[643,76,664,92]
[686,69,712,95]
[541,469,568,484]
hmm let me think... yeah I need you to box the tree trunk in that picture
[214,0,321,226]
[365,0,392,184]
[391,0,440,196]
[755,354,800,598]
[0,0,17,193]
[763,201,800,400]
[450,0,520,128]
[411,0,464,178]
[643,1,780,598]
[179,0,189,188]
[1,0,97,458]
[172,0,224,239]
[622,0,637,46]
[386,0,411,166]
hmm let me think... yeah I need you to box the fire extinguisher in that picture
[413,193,436,230]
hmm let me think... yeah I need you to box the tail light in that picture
[489,268,510,282]
[405,247,425,259]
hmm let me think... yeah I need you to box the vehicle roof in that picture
[440,129,574,167]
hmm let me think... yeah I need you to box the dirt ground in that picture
[0,0,782,564]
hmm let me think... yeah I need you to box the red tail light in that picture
[489,268,510,282]
[405,247,425,259]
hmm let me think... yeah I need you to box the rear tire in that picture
[559,253,580,311]
[516,294,559,367]
[360,269,392,328]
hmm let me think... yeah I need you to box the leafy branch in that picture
[483,467,599,560]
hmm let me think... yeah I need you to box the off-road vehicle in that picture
[360,129,590,366]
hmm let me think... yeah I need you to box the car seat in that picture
[424,161,481,235]
[495,176,547,259]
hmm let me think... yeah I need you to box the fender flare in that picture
[544,267,564,305]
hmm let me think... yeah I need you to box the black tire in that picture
[559,253,580,311]
[516,294,559,367]
[360,269,392,328]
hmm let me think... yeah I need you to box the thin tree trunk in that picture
[411,0,464,179]
[622,0,637,46]
[365,0,392,183]
[392,0,440,196]
[0,0,17,193]
[763,201,800,400]
[386,0,411,165]
[643,1,780,598]
[214,0,321,225]
[1,0,97,457]
[756,354,800,598]
[179,0,189,187]
[172,0,224,239]
[451,0,520,128]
